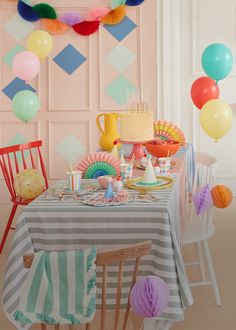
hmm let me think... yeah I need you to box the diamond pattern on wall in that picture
[7,133,29,163]
[105,44,136,73]
[3,15,35,42]
[103,16,137,41]
[55,134,86,165]
[53,44,87,75]
[2,78,36,100]
[105,75,137,105]
[3,44,25,68]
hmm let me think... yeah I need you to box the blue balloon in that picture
[201,43,233,81]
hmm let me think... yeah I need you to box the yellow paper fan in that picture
[154,120,186,146]
[101,5,126,25]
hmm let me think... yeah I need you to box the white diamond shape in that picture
[105,44,136,73]
[55,134,86,165]
[3,15,35,42]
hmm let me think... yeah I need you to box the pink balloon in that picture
[12,51,40,83]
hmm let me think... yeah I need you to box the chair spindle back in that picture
[23,241,152,330]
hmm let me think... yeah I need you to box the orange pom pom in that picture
[101,5,126,25]
[211,185,233,209]
[41,18,69,34]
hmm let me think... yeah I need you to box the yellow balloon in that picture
[200,99,233,141]
[27,30,53,59]
[14,169,45,200]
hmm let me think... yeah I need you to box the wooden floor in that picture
[1,201,236,330]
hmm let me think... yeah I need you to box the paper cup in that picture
[158,158,171,176]
[67,171,82,192]
[120,164,133,182]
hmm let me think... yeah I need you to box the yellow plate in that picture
[126,176,173,191]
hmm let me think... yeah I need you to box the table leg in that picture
[144,319,173,330]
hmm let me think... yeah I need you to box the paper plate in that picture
[126,176,173,191]
[60,185,99,195]
[133,178,168,188]
[82,193,129,207]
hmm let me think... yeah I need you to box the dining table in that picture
[2,144,195,330]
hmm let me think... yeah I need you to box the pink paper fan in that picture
[87,7,110,21]
[77,152,120,177]
[193,184,213,215]
[60,12,84,26]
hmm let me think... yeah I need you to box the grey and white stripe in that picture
[2,176,193,330]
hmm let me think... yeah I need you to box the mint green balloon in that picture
[22,0,33,5]
[111,0,126,9]
[12,91,40,123]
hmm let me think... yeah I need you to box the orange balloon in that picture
[211,185,233,209]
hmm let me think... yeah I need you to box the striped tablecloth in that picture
[2,175,193,330]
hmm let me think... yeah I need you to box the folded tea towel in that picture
[14,247,96,325]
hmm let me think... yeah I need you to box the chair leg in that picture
[203,240,222,306]
[0,203,18,253]
[86,324,91,330]
[54,324,59,330]
[41,324,46,330]
[195,242,206,281]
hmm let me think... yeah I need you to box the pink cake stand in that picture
[120,140,146,160]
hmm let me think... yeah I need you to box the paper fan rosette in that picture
[77,152,120,179]
[154,120,185,146]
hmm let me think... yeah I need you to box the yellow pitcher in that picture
[96,113,120,151]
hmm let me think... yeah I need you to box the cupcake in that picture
[113,177,123,193]
[116,189,129,203]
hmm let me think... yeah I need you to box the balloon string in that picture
[215,139,218,143]
[215,80,219,85]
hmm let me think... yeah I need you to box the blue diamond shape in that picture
[103,16,137,41]
[2,78,36,100]
[53,44,87,75]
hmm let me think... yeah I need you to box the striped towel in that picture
[14,247,97,325]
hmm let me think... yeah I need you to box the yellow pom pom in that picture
[101,5,126,25]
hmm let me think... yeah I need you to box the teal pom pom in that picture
[33,3,57,19]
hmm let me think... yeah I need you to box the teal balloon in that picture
[201,43,233,81]
[12,90,40,123]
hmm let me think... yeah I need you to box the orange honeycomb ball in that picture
[211,185,233,209]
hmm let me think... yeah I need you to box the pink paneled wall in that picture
[0,0,156,205]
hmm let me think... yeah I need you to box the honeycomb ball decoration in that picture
[211,185,233,209]
[130,276,169,318]
[14,169,45,200]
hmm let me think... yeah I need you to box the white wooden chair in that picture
[183,151,221,306]
[23,241,152,330]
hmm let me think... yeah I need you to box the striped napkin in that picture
[14,247,97,325]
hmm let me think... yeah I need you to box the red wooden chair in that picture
[0,140,48,253]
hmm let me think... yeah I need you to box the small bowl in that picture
[145,140,180,158]
[97,176,115,189]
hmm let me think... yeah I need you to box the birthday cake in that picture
[120,111,154,142]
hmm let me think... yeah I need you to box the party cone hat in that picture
[141,156,157,185]
[111,141,120,161]
[104,181,114,199]
[120,150,126,165]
